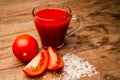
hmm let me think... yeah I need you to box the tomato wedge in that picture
[47,47,64,70]
[23,49,49,76]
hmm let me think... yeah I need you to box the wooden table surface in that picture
[0,0,120,80]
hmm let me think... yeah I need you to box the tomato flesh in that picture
[23,49,49,76]
[47,47,64,70]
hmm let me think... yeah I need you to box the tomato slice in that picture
[47,47,64,70]
[23,49,49,76]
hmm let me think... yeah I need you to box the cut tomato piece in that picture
[23,49,49,76]
[47,47,64,70]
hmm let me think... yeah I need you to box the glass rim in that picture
[32,3,72,21]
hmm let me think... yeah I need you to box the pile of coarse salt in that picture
[61,53,99,80]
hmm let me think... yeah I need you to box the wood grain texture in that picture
[0,0,120,80]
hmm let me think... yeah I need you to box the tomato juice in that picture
[33,8,71,49]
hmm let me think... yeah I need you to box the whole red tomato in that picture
[12,34,38,62]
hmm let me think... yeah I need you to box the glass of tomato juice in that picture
[32,3,80,49]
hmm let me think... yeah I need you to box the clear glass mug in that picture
[32,3,80,49]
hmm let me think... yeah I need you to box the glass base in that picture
[42,42,65,49]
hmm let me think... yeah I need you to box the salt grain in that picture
[42,76,47,79]
[62,53,99,80]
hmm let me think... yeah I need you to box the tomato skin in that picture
[12,34,38,62]
[47,47,64,70]
[23,49,49,76]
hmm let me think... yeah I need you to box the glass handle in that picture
[66,15,81,38]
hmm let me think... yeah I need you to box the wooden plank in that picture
[0,30,41,50]
[0,0,120,80]
[0,44,120,80]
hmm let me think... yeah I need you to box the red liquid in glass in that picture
[34,9,71,49]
